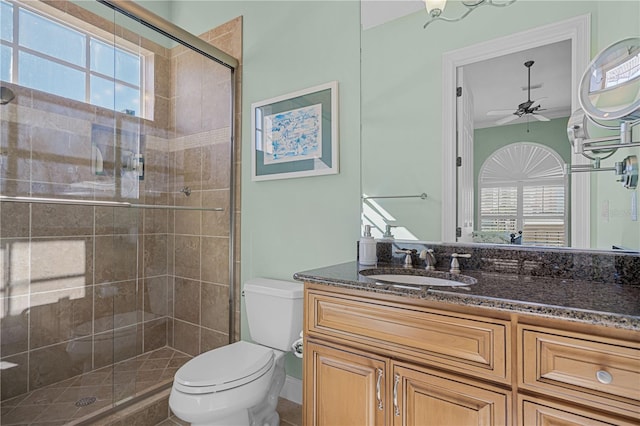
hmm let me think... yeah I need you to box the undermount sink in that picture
[359,269,477,287]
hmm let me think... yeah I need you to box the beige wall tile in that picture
[172,319,199,356]
[30,236,93,293]
[95,206,140,236]
[202,190,230,237]
[144,317,167,352]
[0,119,31,181]
[201,237,229,285]
[93,324,142,369]
[1,203,30,239]
[144,234,168,277]
[31,204,94,237]
[31,127,92,185]
[144,149,170,193]
[29,340,86,390]
[173,235,200,280]
[172,147,203,191]
[201,142,230,190]
[0,352,29,400]
[0,238,30,297]
[143,276,168,321]
[94,281,138,333]
[173,189,202,236]
[0,295,29,357]
[173,277,200,325]
[94,235,138,284]
[200,327,228,354]
[29,286,93,349]
[200,282,228,333]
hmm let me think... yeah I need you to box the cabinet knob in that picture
[596,370,613,384]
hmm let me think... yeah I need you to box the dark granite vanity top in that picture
[294,261,640,332]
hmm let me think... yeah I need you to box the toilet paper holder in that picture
[292,332,303,358]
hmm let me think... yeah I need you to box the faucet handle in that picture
[450,253,471,274]
[396,249,417,267]
[419,249,436,271]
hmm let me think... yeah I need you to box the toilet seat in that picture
[174,341,274,394]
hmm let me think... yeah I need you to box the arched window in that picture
[478,142,567,247]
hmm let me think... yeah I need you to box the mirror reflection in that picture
[360,0,640,252]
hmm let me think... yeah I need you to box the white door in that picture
[456,67,475,242]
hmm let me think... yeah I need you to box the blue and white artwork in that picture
[263,104,322,164]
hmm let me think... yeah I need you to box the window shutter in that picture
[478,143,567,247]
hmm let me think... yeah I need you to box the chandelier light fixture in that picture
[424,0,517,28]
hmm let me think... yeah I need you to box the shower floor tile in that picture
[0,347,190,426]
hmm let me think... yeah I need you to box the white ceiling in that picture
[360,0,423,30]
[464,39,572,129]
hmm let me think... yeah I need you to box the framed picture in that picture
[251,81,338,181]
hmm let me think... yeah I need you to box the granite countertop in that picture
[294,261,640,331]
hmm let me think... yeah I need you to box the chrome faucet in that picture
[450,253,471,274]
[396,249,417,267]
[419,249,436,271]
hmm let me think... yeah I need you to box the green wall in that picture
[167,1,361,380]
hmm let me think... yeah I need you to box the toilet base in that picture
[192,410,249,426]
[248,354,286,426]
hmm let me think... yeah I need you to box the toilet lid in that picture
[175,341,274,393]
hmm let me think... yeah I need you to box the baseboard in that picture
[279,375,302,405]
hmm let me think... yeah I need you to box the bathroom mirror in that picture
[360,0,640,251]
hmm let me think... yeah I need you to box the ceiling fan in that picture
[487,60,550,125]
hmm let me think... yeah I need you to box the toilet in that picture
[169,278,303,426]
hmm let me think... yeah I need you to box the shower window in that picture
[0,0,145,116]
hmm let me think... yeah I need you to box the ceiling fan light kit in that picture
[566,37,640,190]
[423,0,517,29]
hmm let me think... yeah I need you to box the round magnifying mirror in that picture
[579,37,640,121]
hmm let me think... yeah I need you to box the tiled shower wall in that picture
[167,16,243,356]
[0,0,242,402]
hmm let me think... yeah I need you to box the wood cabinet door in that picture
[305,340,388,426]
[393,363,511,426]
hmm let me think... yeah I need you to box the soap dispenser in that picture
[381,225,395,241]
[359,225,377,266]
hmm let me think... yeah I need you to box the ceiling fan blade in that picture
[487,110,516,116]
[495,114,519,125]
[531,113,550,122]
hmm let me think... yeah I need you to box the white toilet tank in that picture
[244,278,303,351]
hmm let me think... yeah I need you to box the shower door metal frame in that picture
[97,0,239,344]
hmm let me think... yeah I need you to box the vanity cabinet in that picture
[303,285,640,426]
[304,287,512,425]
[305,340,511,426]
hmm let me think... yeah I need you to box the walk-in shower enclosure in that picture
[0,0,238,422]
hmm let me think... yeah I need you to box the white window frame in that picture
[478,142,568,247]
[0,0,146,117]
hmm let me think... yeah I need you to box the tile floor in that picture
[157,398,303,426]
[0,347,190,425]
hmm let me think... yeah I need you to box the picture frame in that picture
[251,81,339,181]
